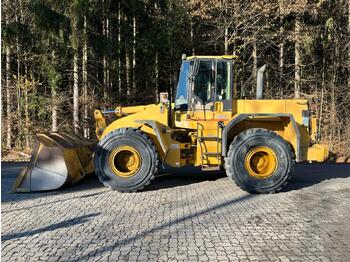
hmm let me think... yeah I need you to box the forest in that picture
[1,0,350,159]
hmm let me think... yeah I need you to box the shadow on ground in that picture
[1,213,99,241]
[1,162,349,203]
[145,166,226,191]
[283,163,350,191]
[69,193,254,262]
[1,163,225,203]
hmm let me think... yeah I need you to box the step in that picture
[203,152,221,157]
[201,165,221,171]
[198,136,221,142]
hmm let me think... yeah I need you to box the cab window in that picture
[193,60,214,110]
[216,61,231,101]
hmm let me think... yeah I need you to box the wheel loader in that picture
[14,55,328,194]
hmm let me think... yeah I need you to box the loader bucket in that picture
[13,132,96,192]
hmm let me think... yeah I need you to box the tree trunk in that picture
[126,47,131,98]
[348,0,350,90]
[16,4,22,148]
[232,1,237,57]
[224,26,229,55]
[82,14,89,138]
[73,50,79,134]
[52,50,58,132]
[24,86,30,149]
[6,44,12,150]
[294,16,301,98]
[279,15,284,98]
[125,14,131,99]
[51,50,58,132]
[106,11,110,98]
[102,0,110,109]
[279,42,284,98]
[132,16,137,96]
[117,1,122,99]
[24,54,30,149]
[224,1,228,55]
[155,51,159,102]
[232,4,238,97]
[318,54,326,141]
[190,19,195,55]
[252,37,257,94]
[330,42,338,149]
[102,16,109,109]
[52,87,58,132]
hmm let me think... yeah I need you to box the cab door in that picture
[214,60,233,112]
[190,59,215,118]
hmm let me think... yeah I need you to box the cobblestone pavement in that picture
[2,163,350,261]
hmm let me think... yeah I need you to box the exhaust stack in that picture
[256,64,266,99]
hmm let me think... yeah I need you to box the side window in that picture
[193,60,214,110]
[175,61,190,109]
[216,61,231,101]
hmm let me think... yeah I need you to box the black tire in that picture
[94,128,159,192]
[224,128,294,193]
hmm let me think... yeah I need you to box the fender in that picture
[135,120,168,154]
[221,113,301,161]
[96,104,169,140]
[135,120,181,167]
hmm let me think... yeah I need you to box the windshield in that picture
[175,61,190,109]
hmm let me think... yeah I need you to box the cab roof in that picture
[185,55,237,60]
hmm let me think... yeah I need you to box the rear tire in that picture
[224,128,294,193]
[94,128,159,192]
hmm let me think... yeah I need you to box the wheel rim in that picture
[109,146,141,178]
[244,146,277,179]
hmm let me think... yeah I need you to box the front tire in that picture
[94,128,159,192]
[224,128,294,193]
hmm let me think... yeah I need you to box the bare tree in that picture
[6,34,12,149]
[82,14,89,138]
[51,50,58,132]
[294,15,301,98]
[117,1,122,98]
[155,52,159,102]
[102,0,110,109]
[132,15,137,96]
[348,0,350,89]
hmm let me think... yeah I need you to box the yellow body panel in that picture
[305,144,329,162]
[96,104,182,167]
[99,104,167,139]
[172,99,310,165]
[94,99,328,169]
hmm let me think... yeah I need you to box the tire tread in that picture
[94,128,159,192]
[224,128,294,194]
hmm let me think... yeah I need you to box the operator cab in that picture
[175,55,236,113]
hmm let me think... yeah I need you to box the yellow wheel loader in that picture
[14,55,328,193]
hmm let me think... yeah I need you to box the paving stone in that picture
[2,163,350,261]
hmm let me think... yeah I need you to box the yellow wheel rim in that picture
[109,146,141,178]
[244,146,278,179]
